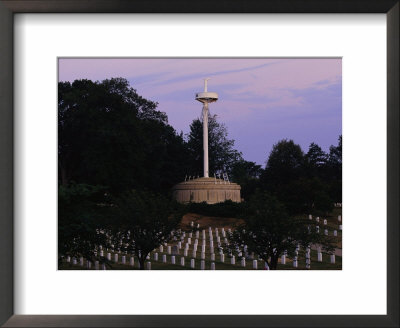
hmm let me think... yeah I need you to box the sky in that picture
[58,58,342,167]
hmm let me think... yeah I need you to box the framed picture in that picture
[0,1,398,327]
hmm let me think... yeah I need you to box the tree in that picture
[230,160,263,200]
[108,190,183,269]
[327,135,342,202]
[58,183,109,267]
[186,114,242,177]
[224,191,335,270]
[58,78,189,194]
[262,139,304,187]
[304,142,328,179]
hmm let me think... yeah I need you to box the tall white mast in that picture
[195,79,218,178]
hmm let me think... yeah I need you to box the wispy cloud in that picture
[58,58,342,165]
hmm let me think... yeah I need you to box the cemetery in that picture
[58,76,342,272]
[60,206,342,271]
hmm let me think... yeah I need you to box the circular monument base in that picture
[172,177,241,204]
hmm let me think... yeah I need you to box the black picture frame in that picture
[0,1,398,327]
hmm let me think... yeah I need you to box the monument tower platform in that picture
[172,80,241,204]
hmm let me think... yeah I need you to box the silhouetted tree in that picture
[109,190,183,269]
[186,114,242,177]
[224,191,335,270]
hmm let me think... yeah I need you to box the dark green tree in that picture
[327,135,342,202]
[109,190,183,270]
[230,160,263,200]
[186,114,242,177]
[262,139,304,187]
[58,183,109,267]
[58,78,189,194]
[304,142,328,179]
[224,191,335,270]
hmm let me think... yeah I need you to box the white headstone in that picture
[188,238,191,245]
[220,254,225,263]
[309,214,312,220]
[190,259,195,269]
[211,254,215,261]
[107,253,111,261]
[317,252,322,262]
[171,256,176,264]
[210,247,214,254]
[114,254,118,263]
[324,229,328,235]
[200,260,205,270]
[79,257,84,266]
[241,258,246,267]
[130,257,134,266]
[281,254,286,265]
[122,256,126,264]
[195,231,199,238]
[154,253,158,261]
[72,258,77,265]
[293,257,298,268]
[339,225,342,230]
[333,230,338,236]
[202,245,206,253]
[231,256,235,265]
[264,262,270,270]
[159,245,163,252]
[66,256,71,263]
[184,249,188,257]
[316,226,320,233]
[162,254,167,263]
[180,257,185,267]
[201,252,205,260]
[189,232,192,238]
[338,215,341,222]
[210,241,214,248]
[252,260,258,269]
[330,254,335,264]
[167,246,171,254]
[323,219,327,225]
[100,250,104,257]
[316,217,320,222]
[210,262,215,270]
[192,250,197,258]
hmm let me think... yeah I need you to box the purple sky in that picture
[58,58,342,166]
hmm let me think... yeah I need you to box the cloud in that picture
[58,58,342,165]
